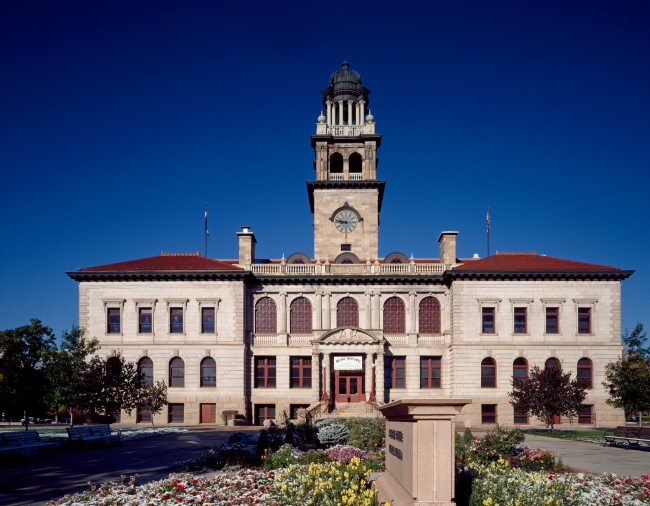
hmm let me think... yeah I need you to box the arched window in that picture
[337,297,359,327]
[383,297,406,334]
[390,258,403,263]
[255,298,277,334]
[512,358,528,387]
[330,153,343,174]
[545,357,561,370]
[290,297,312,334]
[349,153,362,173]
[341,259,353,264]
[577,358,592,389]
[419,297,441,334]
[481,358,496,388]
[201,357,216,387]
[169,357,185,387]
[106,356,121,381]
[292,259,305,264]
[138,357,153,387]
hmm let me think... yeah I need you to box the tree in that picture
[137,380,168,428]
[508,365,587,431]
[42,324,99,424]
[74,352,144,421]
[603,323,650,426]
[0,319,56,429]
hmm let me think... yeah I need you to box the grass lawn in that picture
[525,429,607,443]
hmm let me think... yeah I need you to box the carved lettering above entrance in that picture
[317,327,380,344]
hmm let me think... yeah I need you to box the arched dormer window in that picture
[577,358,592,388]
[290,297,312,334]
[138,357,153,387]
[255,298,277,334]
[481,358,496,388]
[334,252,360,264]
[169,357,185,387]
[383,297,405,334]
[200,357,216,387]
[419,297,441,334]
[337,297,359,327]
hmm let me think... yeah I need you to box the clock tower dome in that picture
[308,62,385,262]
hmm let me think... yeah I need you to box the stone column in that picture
[278,292,288,345]
[326,101,332,126]
[376,399,473,506]
[332,106,336,126]
[365,353,373,401]
[373,292,381,329]
[338,100,344,125]
[408,291,418,346]
[323,292,331,330]
[377,350,385,403]
[312,352,320,403]
[355,102,360,125]
[347,100,353,125]
[359,100,365,125]
[315,292,322,330]
[323,352,331,398]
[365,291,372,329]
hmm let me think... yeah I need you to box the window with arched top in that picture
[383,297,406,334]
[390,258,403,263]
[330,153,343,173]
[169,357,185,387]
[106,356,121,380]
[337,297,359,327]
[138,357,153,387]
[200,357,216,387]
[545,357,561,370]
[512,358,528,387]
[290,297,312,334]
[577,358,592,389]
[481,358,496,387]
[341,259,353,264]
[292,259,305,264]
[419,297,441,334]
[255,298,277,334]
[349,152,362,173]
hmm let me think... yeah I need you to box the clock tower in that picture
[308,62,385,262]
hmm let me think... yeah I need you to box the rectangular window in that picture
[170,308,183,333]
[341,244,351,251]
[545,307,559,334]
[482,404,497,424]
[290,404,310,419]
[578,405,593,424]
[514,410,529,424]
[137,407,151,423]
[578,308,591,334]
[202,307,215,333]
[514,307,527,333]
[385,357,406,389]
[255,357,276,388]
[107,308,121,333]
[139,308,152,333]
[420,356,441,388]
[482,307,495,333]
[255,404,275,426]
[290,357,312,388]
[168,403,184,423]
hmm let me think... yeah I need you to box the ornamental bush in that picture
[317,422,349,446]
[326,445,368,462]
[318,417,385,449]
[465,424,525,464]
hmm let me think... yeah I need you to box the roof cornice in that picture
[66,270,250,282]
[445,270,635,281]
[307,180,386,213]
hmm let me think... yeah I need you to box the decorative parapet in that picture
[248,263,446,276]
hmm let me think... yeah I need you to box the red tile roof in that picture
[79,253,243,272]
[453,252,620,271]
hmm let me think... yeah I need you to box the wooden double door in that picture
[335,371,364,403]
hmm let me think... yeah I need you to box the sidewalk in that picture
[524,434,650,476]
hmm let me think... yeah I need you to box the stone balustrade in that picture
[249,262,447,276]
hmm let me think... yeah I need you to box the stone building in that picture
[67,62,633,428]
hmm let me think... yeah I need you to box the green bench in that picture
[0,431,58,456]
[66,424,121,445]
[604,426,650,449]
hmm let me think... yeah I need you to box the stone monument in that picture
[376,399,472,506]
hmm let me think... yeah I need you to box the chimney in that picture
[237,226,256,266]
[437,231,458,265]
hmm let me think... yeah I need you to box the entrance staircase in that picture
[313,401,383,420]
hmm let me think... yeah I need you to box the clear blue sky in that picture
[1,1,648,341]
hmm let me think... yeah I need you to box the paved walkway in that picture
[0,427,258,506]
[524,434,650,476]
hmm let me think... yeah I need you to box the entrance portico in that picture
[312,327,385,406]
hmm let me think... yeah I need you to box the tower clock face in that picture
[334,210,358,233]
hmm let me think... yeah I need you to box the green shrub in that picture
[463,426,473,443]
[466,424,525,464]
[318,417,385,449]
[317,422,349,446]
[263,444,330,470]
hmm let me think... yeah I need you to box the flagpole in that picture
[204,203,208,257]
[486,201,490,257]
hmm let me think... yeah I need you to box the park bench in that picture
[66,424,121,446]
[604,426,646,448]
[627,427,650,450]
[0,431,58,456]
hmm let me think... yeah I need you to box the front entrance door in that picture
[335,371,364,403]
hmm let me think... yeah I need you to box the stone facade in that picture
[68,62,633,429]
